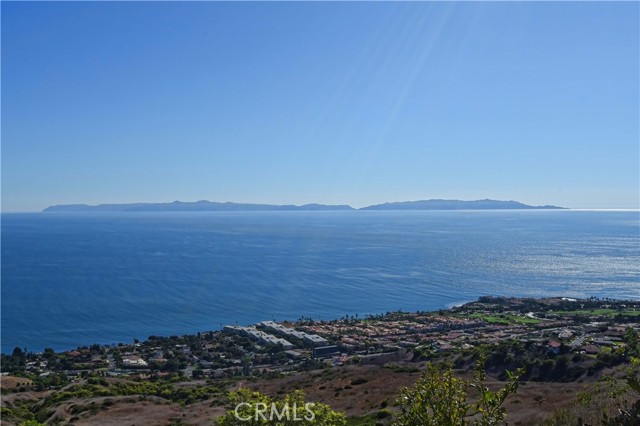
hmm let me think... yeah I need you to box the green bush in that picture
[394,357,523,426]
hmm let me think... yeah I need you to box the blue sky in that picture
[2,2,638,211]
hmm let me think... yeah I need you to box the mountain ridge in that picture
[361,199,564,210]
[43,199,565,212]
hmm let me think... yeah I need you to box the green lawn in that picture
[460,313,542,325]
[549,309,640,317]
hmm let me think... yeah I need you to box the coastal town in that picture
[2,296,639,425]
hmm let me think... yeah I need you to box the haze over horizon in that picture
[2,2,638,212]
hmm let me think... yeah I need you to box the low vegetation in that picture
[540,368,640,426]
[216,388,347,425]
[393,358,523,426]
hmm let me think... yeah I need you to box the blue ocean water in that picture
[1,210,639,353]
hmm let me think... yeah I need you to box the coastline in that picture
[3,295,639,355]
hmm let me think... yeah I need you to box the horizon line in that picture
[4,208,640,214]
[4,198,640,213]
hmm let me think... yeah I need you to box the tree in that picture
[12,347,24,358]
[624,328,640,359]
[192,367,205,379]
[216,388,346,426]
[394,358,524,426]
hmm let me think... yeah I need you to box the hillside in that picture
[1,297,638,425]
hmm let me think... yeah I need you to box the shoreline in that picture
[3,295,638,355]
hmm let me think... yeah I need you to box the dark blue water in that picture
[2,210,639,353]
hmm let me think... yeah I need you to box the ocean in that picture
[1,210,639,353]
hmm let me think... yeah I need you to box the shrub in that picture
[394,357,523,426]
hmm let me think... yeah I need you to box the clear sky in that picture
[2,1,638,212]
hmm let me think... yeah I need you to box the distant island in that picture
[42,201,355,212]
[43,199,565,212]
[361,199,565,210]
